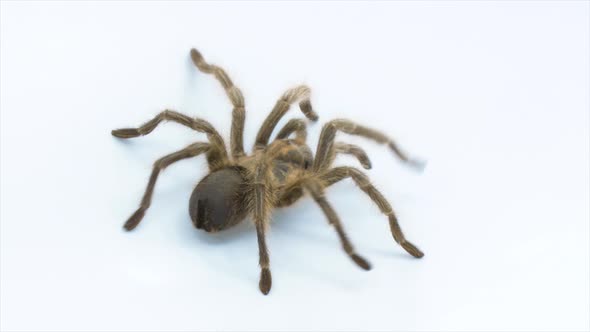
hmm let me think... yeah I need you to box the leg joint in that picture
[227,86,244,107]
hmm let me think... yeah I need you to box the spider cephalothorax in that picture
[112,48,425,295]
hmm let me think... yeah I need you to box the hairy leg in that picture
[274,123,371,170]
[190,48,246,159]
[319,166,424,258]
[254,86,318,149]
[274,141,369,208]
[326,142,372,170]
[275,118,307,144]
[313,119,424,172]
[276,184,304,207]
[112,109,228,170]
[250,160,275,295]
[304,180,371,270]
[122,142,211,231]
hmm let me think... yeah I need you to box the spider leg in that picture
[274,144,365,207]
[111,110,228,170]
[190,48,246,159]
[274,119,371,170]
[275,118,308,144]
[313,119,425,173]
[304,180,371,270]
[254,85,319,150]
[121,142,211,231]
[328,142,372,170]
[319,166,424,258]
[250,160,274,295]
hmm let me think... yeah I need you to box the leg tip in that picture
[361,161,372,170]
[190,48,202,65]
[123,208,145,231]
[299,100,319,122]
[351,253,372,271]
[401,241,424,258]
[112,128,140,139]
[259,268,272,295]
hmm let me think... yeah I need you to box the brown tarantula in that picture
[112,48,424,295]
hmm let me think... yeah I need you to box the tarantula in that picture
[112,48,424,295]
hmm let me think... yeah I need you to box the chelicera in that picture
[112,48,425,295]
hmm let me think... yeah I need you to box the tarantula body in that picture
[189,140,312,232]
[113,48,424,295]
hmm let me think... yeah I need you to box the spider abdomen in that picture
[189,167,249,232]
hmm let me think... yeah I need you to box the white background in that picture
[1,1,588,331]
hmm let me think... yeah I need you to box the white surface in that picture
[1,1,589,331]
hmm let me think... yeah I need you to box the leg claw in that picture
[112,128,140,138]
[259,268,272,295]
[351,253,372,270]
[401,241,424,258]
[123,208,145,231]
